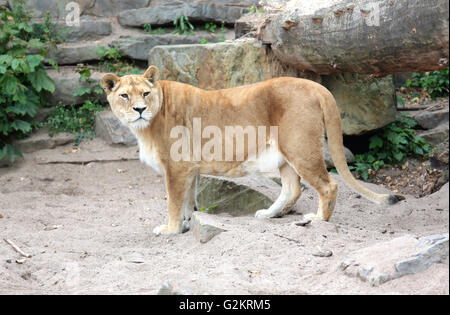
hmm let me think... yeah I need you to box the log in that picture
[257,0,449,75]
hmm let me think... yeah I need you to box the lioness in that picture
[101,66,400,235]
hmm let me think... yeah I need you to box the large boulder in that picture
[148,38,319,90]
[119,0,255,27]
[256,0,449,75]
[322,73,397,135]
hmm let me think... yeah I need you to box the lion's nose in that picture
[133,106,147,115]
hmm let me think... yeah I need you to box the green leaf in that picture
[369,136,383,149]
[11,120,32,133]
[27,70,55,93]
[26,54,45,70]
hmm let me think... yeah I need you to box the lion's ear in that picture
[101,74,120,94]
[143,66,160,85]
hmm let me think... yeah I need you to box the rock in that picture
[322,73,397,135]
[149,38,320,91]
[190,212,226,243]
[8,0,94,18]
[341,234,449,286]
[157,281,175,295]
[85,0,150,17]
[412,106,449,130]
[418,124,449,146]
[312,248,333,257]
[95,110,137,146]
[47,41,106,65]
[119,0,254,27]
[259,0,449,75]
[113,33,218,61]
[47,67,107,106]
[323,140,354,168]
[60,18,112,43]
[196,175,275,216]
[13,128,76,154]
[235,12,268,38]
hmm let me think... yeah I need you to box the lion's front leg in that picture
[153,174,196,236]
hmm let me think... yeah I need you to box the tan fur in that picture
[101,66,399,235]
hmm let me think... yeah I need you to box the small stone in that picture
[312,248,333,257]
[295,219,312,227]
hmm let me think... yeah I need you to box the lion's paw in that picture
[255,209,275,219]
[304,213,322,221]
[153,225,178,236]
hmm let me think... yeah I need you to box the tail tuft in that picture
[386,194,405,205]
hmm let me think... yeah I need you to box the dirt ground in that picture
[0,139,448,295]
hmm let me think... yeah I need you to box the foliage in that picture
[204,22,217,33]
[199,38,211,44]
[406,67,449,99]
[348,115,431,180]
[246,5,265,14]
[47,101,104,146]
[173,14,194,35]
[96,46,141,75]
[0,0,58,163]
[31,11,67,45]
[143,24,168,35]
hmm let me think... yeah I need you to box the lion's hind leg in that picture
[255,163,302,219]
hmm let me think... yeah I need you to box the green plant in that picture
[204,22,217,33]
[173,14,194,35]
[31,11,67,45]
[246,5,265,14]
[0,0,57,163]
[199,38,211,44]
[348,115,432,180]
[96,46,140,75]
[47,101,104,146]
[406,67,449,98]
[143,24,167,35]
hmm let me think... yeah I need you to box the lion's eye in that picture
[143,92,150,98]
[120,94,129,100]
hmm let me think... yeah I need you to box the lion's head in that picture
[100,66,161,131]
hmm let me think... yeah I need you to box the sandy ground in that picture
[0,139,448,295]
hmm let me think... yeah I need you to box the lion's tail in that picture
[318,90,401,205]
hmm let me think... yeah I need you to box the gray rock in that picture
[412,107,449,130]
[47,41,104,65]
[418,124,449,146]
[47,67,106,106]
[260,0,449,75]
[190,212,226,243]
[119,0,254,27]
[60,18,112,42]
[322,73,397,135]
[396,234,449,276]
[13,128,76,154]
[8,0,94,18]
[86,0,150,17]
[196,175,274,216]
[323,140,355,169]
[95,110,137,146]
[341,234,449,286]
[112,33,218,61]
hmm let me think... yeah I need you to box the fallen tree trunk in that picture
[258,0,449,75]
